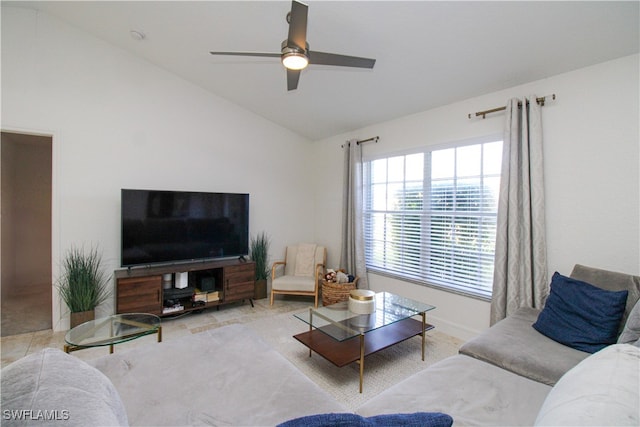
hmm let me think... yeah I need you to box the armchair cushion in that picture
[283,244,325,278]
[272,275,316,292]
[294,243,317,276]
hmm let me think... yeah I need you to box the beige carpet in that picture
[245,309,462,411]
[0,298,462,411]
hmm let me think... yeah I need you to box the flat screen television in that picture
[121,189,249,267]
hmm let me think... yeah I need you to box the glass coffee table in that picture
[64,313,162,354]
[294,292,435,392]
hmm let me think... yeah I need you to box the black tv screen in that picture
[121,189,249,267]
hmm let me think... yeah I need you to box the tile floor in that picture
[1,297,310,368]
[1,285,52,337]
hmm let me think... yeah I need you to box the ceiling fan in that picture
[209,0,376,91]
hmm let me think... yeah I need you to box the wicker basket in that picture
[322,277,359,306]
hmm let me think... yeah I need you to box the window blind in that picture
[363,140,502,299]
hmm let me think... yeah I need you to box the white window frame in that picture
[362,136,503,300]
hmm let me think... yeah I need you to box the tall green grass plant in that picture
[58,245,111,313]
[250,232,271,281]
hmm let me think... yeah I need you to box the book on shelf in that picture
[207,291,220,302]
[162,304,184,314]
[193,288,208,302]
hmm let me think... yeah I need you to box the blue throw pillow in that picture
[532,272,628,353]
[278,412,453,427]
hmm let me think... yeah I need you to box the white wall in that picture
[3,7,638,337]
[1,7,316,331]
[314,54,640,340]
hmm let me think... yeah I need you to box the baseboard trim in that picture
[426,313,484,342]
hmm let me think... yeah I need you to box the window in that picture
[363,139,503,299]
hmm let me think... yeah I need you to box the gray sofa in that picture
[2,265,639,426]
[357,264,640,426]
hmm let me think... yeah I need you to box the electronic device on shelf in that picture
[120,189,249,267]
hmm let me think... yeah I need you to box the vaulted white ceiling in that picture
[8,1,639,140]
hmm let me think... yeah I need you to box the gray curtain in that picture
[491,96,548,325]
[340,139,369,289]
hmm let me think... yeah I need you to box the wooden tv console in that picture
[115,259,255,317]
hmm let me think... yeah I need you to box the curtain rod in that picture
[468,94,556,119]
[341,136,379,148]
[357,136,379,145]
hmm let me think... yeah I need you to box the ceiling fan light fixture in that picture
[281,48,308,70]
[209,1,376,90]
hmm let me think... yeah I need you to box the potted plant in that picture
[250,232,270,300]
[58,245,111,328]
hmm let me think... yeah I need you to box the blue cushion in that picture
[278,412,453,427]
[533,272,628,353]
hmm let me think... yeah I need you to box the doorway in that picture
[1,131,53,336]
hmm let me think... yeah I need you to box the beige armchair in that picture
[270,244,326,308]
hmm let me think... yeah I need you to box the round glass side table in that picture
[64,313,162,354]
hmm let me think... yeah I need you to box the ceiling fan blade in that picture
[209,51,281,58]
[308,51,376,69]
[287,0,308,50]
[287,69,301,91]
